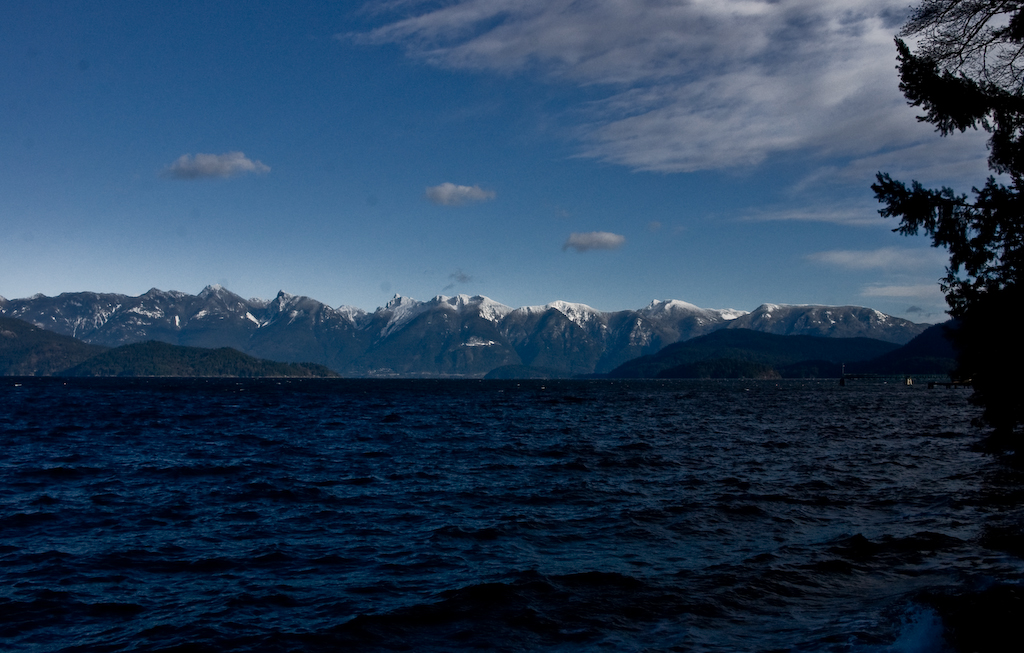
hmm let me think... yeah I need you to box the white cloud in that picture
[807,247,948,271]
[425,182,496,206]
[354,1,984,178]
[163,152,270,179]
[563,231,625,252]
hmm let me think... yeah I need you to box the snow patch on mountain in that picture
[625,317,655,347]
[333,305,368,326]
[717,309,747,321]
[463,337,497,347]
[128,306,164,319]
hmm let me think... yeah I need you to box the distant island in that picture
[0,317,337,378]
[607,325,957,379]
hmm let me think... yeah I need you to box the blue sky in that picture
[1,0,995,322]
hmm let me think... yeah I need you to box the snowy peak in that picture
[547,301,602,328]
[513,300,603,329]
[438,294,513,321]
[390,294,415,308]
[641,299,746,321]
[271,290,297,313]
[376,294,512,336]
[197,284,227,299]
[377,295,431,337]
[381,294,422,312]
[642,299,704,314]
[473,297,514,322]
[193,284,248,314]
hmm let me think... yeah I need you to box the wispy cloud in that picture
[860,283,946,300]
[742,206,883,226]
[563,231,625,252]
[803,131,995,191]
[807,247,948,271]
[425,182,496,206]
[442,268,473,291]
[450,269,472,284]
[354,1,984,179]
[163,152,270,180]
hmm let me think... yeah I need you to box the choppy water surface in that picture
[1,378,1021,652]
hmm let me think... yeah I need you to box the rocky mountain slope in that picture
[0,286,928,377]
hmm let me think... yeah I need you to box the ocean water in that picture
[1,377,1022,652]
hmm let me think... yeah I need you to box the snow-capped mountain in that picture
[724,304,923,342]
[0,286,928,377]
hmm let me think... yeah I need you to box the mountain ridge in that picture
[1,286,930,377]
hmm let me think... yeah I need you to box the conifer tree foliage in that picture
[873,0,1023,433]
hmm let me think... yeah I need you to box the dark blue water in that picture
[2,378,1021,652]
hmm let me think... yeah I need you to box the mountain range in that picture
[0,285,930,377]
